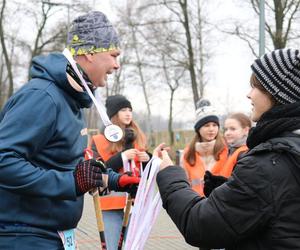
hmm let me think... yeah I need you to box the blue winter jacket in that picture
[0,53,118,231]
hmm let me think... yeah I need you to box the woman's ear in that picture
[244,127,250,136]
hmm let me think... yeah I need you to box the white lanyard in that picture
[62,48,123,142]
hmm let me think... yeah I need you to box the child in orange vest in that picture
[90,94,151,250]
[204,112,252,197]
[182,99,228,196]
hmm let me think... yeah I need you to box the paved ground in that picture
[76,195,198,250]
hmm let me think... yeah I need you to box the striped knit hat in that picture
[251,49,300,104]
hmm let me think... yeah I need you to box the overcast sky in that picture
[93,1,255,125]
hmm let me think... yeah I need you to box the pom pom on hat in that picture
[251,48,300,104]
[66,11,119,56]
[194,99,219,131]
[105,95,132,119]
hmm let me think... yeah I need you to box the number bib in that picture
[58,229,76,250]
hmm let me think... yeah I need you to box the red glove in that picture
[117,172,140,198]
[131,167,140,177]
[118,171,140,187]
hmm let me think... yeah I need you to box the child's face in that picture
[224,118,248,145]
[199,122,219,142]
[117,107,133,126]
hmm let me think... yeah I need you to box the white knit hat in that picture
[194,99,219,131]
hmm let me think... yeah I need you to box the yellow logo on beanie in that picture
[71,35,84,45]
[72,35,79,41]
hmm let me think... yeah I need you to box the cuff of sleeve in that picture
[156,166,190,203]
[107,168,120,191]
[121,152,130,171]
[121,152,128,162]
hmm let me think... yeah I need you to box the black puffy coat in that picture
[157,102,300,249]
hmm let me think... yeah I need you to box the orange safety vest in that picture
[219,145,248,178]
[183,147,228,196]
[91,134,141,210]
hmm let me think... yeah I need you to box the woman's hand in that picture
[123,148,138,160]
[137,151,150,162]
[153,143,173,170]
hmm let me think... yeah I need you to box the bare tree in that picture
[25,1,63,79]
[112,1,157,145]
[253,0,300,49]
[131,23,155,145]
[161,54,184,145]
[20,1,92,80]
[195,0,209,97]
[0,53,8,108]
[0,0,88,109]
[104,22,130,97]
[108,0,214,144]
[160,0,212,108]
[141,16,186,145]
[226,0,300,56]
[160,0,198,107]
[0,0,14,106]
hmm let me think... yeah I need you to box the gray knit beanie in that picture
[251,49,300,104]
[66,11,119,56]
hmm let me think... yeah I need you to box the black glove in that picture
[117,171,140,198]
[124,128,136,150]
[74,159,107,196]
[203,171,228,197]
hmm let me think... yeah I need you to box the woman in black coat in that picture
[156,48,300,250]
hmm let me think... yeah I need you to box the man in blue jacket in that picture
[0,11,137,249]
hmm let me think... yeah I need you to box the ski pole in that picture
[85,148,107,250]
[118,194,132,250]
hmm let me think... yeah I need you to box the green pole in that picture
[259,0,265,56]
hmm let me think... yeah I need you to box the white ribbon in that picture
[124,157,162,250]
[62,48,112,127]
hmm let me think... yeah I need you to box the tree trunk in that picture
[168,89,175,145]
[179,0,199,108]
[0,0,14,105]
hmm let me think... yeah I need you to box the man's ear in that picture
[84,54,93,63]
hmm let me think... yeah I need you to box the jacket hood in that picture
[30,53,93,108]
[250,133,300,163]
[248,134,300,186]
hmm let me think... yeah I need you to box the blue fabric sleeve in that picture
[0,89,76,200]
[107,168,120,191]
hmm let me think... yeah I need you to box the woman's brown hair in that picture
[226,112,252,130]
[250,74,279,106]
[184,128,226,166]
